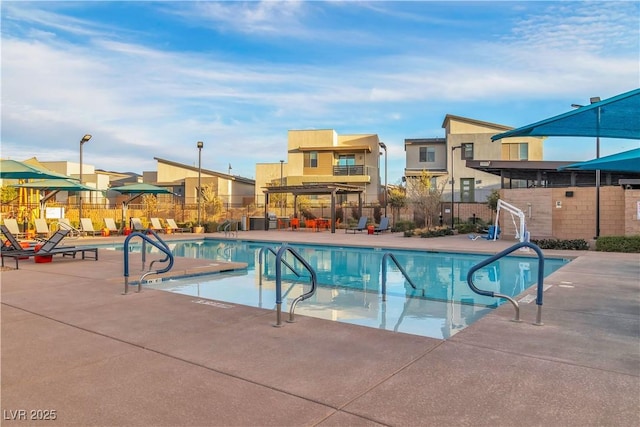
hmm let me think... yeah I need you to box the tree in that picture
[388,186,407,225]
[405,171,446,228]
[202,184,223,219]
[487,189,500,221]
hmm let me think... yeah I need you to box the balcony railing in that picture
[333,165,364,176]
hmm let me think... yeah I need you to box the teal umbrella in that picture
[0,159,74,180]
[559,148,640,173]
[110,183,174,230]
[10,179,102,219]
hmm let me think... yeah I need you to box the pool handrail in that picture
[381,252,418,301]
[123,230,174,295]
[217,220,238,237]
[466,241,545,325]
[258,246,300,286]
[274,244,317,326]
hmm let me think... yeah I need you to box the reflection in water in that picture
[127,239,567,339]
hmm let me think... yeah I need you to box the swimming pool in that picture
[108,239,568,339]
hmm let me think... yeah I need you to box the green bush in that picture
[531,238,589,250]
[419,228,454,238]
[595,235,640,253]
[393,220,415,233]
[403,229,414,237]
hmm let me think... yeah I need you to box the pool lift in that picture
[494,199,529,246]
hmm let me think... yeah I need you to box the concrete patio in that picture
[1,230,638,426]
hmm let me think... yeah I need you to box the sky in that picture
[1,1,639,184]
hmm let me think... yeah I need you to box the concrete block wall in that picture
[624,189,640,235]
[500,189,553,239]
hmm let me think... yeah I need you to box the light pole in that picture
[280,160,284,214]
[572,96,601,238]
[79,134,92,220]
[450,145,461,228]
[197,141,203,227]
[378,142,387,217]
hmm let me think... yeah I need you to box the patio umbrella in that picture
[10,179,102,218]
[110,183,174,230]
[558,148,640,173]
[0,159,74,180]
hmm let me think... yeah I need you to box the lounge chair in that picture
[34,218,51,239]
[1,225,35,251]
[2,218,26,239]
[373,217,390,234]
[166,219,188,233]
[80,218,102,236]
[104,218,120,235]
[1,228,98,269]
[149,217,165,233]
[346,216,368,233]
[130,217,145,232]
[57,218,82,238]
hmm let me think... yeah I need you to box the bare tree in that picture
[406,171,447,228]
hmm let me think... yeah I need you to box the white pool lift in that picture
[494,199,529,244]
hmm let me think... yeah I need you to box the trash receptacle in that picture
[367,225,375,235]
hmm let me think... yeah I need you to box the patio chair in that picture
[346,216,368,234]
[1,225,35,251]
[80,218,102,236]
[149,217,165,233]
[373,217,390,234]
[57,218,82,238]
[104,218,120,235]
[130,217,145,232]
[166,218,188,233]
[1,228,98,269]
[2,218,26,239]
[34,218,51,239]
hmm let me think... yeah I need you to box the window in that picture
[304,151,318,168]
[461,143,474,160]
[502,143,529,160]
[338,154,355,166]
[419,147,436,163]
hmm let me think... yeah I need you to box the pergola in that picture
[262,183,365,233]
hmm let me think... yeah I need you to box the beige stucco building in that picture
[405,115,545,203]
[255,129,383,206]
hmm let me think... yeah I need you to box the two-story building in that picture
[404,115,545,203]
[255,129,383,207]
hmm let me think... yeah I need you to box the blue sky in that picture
[1,1,638,184]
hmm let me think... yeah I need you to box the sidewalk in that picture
[2,231,638,426]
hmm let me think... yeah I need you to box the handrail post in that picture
[466,241,545,325]
[122,231,174,295]
[273,244,317,326]
[381,252,418,302]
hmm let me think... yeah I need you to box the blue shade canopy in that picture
[558,148,640,173]
[492,88,640,141]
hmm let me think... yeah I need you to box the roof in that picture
[441,114,513,131]
[154,157,255,185]
[262,183,364,196]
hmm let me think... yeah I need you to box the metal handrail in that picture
[274,244,317,326]
[258,246,300,286]
[381,252,418,301]
[217,220,238,237]
[123,230,174,295]
[466,241,545,325]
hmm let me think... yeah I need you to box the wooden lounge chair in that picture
[166,219,188,233]
[346,216,368,233]
[1,228,98,269]
[104,218,120,235]
[2,218,26,239]
[80,218,102,236]
[373,217,390,234]
[149,217,165,233]
[34,218,51,239]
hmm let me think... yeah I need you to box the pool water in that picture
[110,239,569,339]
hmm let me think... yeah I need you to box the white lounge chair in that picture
[149,217,165,233]
[2,218,26,239]
[80,218,102,236]
[104,218,120,235]
[34,218,51,239]
[166,219,189,233]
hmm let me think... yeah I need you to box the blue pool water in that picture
[107,239,569,339]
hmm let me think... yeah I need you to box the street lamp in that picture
[450,145,461,228]
[572,96,601,238]
[378,142,387,217]
[280,159,285,214]
[79,134,92,220]
[197,141,204,227]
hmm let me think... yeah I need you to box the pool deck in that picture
[1,230,638,426]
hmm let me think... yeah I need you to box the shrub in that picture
[531,238,589,250]
[403,229,414,237]
[393,220,415,233]
[595,235,640,253]
[419,227,454,238]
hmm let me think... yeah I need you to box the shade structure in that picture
[9,179,101,219]
[491,88,640,141]
[110,183,174,231]
[559,148,640,173]
[0,159,74,180]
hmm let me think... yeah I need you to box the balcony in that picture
[333,165,364,176]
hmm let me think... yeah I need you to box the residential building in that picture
[255,129,383,207]
[404,115,545,203]
[37,159,110,207]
